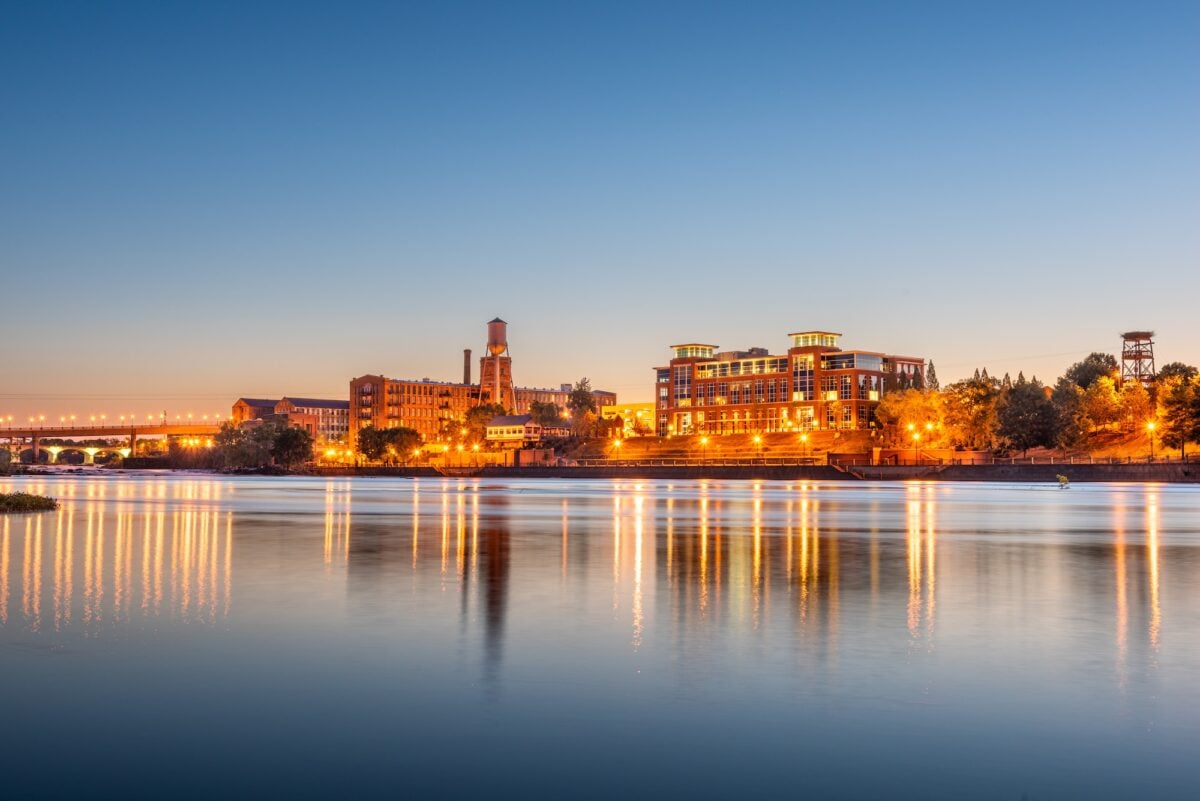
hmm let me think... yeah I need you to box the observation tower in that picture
[1120,331,1156,387]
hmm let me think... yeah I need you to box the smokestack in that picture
[463,349,472,385]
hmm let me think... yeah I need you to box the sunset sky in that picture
[3,1,1198,419]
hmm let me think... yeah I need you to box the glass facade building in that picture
[653,331,924,437]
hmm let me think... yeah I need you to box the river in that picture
[1,474,1197,799]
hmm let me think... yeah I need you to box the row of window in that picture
[671,374,883,404]
[664,404,876,435]
[694,357,789,379]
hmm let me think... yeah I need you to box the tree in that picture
[213,420,310,470]
[357,425,423,464]
[1157,376,1198,459]
[925,361,940,391]
[1050,377,1086,447]
[567,378,598,417]
[357,426,388,462]
[1157,362,1198,383]
[214,422,274,469]
[1079,376,1122,432]
[942,371,1001,450]
[1117,380,1152,432]
[529,400,564,426]
[873,389,943,446]
[1063,352,1119,389]
[997,377,1059,456]
[464,403,506,441]
[272,426,313,470]
[382,427,422,464]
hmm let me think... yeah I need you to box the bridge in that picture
[1,423,222,462]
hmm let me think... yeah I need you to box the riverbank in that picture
[13,462,1196,483]
[308,462,1200,483]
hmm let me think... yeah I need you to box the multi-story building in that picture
[654,331,924,436]
[351,319,617,442]
[351,376,617,441]
[230,397,350,444]
[276,398,350,443]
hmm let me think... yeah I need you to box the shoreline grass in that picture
[0,492,60,513]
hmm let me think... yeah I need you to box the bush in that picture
[0,492,59,513]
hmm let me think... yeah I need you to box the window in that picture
[792,357,814,401]
[673,365,692,403]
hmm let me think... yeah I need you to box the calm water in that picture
[1,474,1197,800]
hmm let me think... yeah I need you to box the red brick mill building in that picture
[654,331,924,436]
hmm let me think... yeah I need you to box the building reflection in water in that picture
[5,477,1171,681]
[0,479,233,631]
[906,484,936,640]
[1113,488,1162,684]
[369,481,510,685]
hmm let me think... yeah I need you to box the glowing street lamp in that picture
[753,434,763,460]
[800,432,809,458]
[912,432,921,464]
[700,435,709,465]
[1147,421,1157,460]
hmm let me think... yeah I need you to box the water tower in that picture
[1120,331,1155,387]
[479,318,516,409]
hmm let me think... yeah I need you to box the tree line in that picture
[875,355,1200,457]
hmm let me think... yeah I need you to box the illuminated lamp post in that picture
[753,434,763,461]
[800,432,809,459]
[912,432,921,465]
[612,438,622,460]
[1147,421,1156,461]
[700,435,709,466]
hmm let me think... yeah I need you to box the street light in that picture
[753,434,763,460]
[1147,421,1156,461]
[912,432,921,464]
[700,435,709,465]
[800,432,809,459]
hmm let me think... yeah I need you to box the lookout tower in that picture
[1120,331,1156,387]
[479,318,516,409]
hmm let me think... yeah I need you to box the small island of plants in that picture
[0,492,60,513]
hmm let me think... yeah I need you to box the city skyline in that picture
[4,1,1198,418]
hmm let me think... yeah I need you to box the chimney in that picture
[463,349,472,385]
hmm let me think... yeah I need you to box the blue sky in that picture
[2,1,1198,418]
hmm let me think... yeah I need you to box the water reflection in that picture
[0,481,233,631]
[0,477,1178,666]
[0,475,1194,800]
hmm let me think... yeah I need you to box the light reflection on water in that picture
[0,475,1197,800]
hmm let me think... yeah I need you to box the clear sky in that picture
[3,1,1198,420]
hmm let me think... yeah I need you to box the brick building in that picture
[654,331,924,436]
[350,376,616,441]
[351,318,616,442]
[230,397,350,444]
